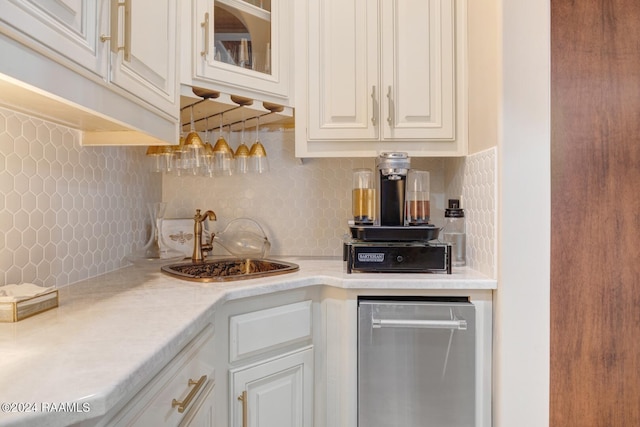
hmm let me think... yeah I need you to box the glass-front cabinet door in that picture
[212,0,271,73]
[193,0,292,105]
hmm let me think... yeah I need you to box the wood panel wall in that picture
[551,0,640,425]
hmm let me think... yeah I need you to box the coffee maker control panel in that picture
[344,241,451,274]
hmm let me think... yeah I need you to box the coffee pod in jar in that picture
[352,168,376,225]
[404,169,430,225]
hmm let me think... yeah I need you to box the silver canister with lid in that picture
[443,199,466,266]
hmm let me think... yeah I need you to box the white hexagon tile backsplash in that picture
[445,147,497,278]
[0,105,496,287]
[0,107,160,287]
[162,129,496,278]
[162,130,450,258]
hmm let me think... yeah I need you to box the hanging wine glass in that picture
[212,112,234,175]
[145,145,164,173]
[183,105,206,175]
[235,120,250,174]
[202,116,215,177]
[249,115,269,173]
[228,123,237,173]
[170,134,187,176]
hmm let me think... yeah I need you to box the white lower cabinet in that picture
[106,324,215,426]
[230,347,314,427]
[216,295,317,427]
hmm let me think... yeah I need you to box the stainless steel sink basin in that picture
[161,258,299,282]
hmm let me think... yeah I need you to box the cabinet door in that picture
[230,347,313,427]
[109,0,179,118]
[193,0,292,103]
[306,0,379,141]
[0,0,108,76]
[380,0,455,140]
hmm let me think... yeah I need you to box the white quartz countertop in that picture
[0,258,495,426]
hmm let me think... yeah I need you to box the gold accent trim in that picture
[200,12,210,57]
[123,0,131,62]
[191,209,217,262]
[184,131,205,148]
[249,141,267,157]
[0,290,59,323]
[110,1,127,55]
[238,390,248,427]
[161,259,299,283]
[235,143,250,158]
[212,136,234,154]
[171,375,207,414]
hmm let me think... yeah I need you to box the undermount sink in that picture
[161,258,300,282]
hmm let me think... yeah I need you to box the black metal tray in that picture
[349,225,440,242]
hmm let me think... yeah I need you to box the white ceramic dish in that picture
[160,219,210,258]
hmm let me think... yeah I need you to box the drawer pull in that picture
[172,375,207,413]
[201,12,210,58]
[238,390,248,427]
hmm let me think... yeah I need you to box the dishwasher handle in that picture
[371,318,467,330]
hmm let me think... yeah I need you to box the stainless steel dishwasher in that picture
[358,297,476,427]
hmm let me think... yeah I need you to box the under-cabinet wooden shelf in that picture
[180,86,293,134]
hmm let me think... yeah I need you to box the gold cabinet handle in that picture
[171,375,207,413]
[386,85,393,126]
[371,86,378,126]
[201,12,210,57]
[237,390,248,427]
[109,0,130,59]
[122,0,131,61]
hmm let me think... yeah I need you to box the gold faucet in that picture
[192,209,216,262]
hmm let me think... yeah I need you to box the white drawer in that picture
[229,300,312,363]
[109,324,215,426]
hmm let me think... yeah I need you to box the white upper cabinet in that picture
[108,0,179,118]
[306,0,378,142]
[0,0,180,145]
[380,0,455,141]
[0,0,108,76]
[295,0,468,158]
[187,0,293,105]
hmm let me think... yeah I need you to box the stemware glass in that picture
[249,116,269,173]
[183,105,206,175]
[171,135,187,176]
[125,202,184,264]
[212,112,234,175]
[145,146,165,173]
[235,120,250,174]
[201,116,215,177]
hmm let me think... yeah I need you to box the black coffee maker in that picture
[344,152,451,274]
[377,152,410,225]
